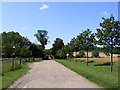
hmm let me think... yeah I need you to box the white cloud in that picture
[39,4,49,10]
[45,43,52,49]
[21,26,27,30]
[102,11,110,16]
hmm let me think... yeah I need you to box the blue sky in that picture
[2,2,118,49]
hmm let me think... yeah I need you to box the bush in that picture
[68,52,74,58]
[56,49,67,59]
[42,55,49,60]
[77,50,85,58]
[92,50,99,58]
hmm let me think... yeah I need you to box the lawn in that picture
[55,59,119,88]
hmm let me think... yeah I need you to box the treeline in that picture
[1,31,44,58]
[1,15,120,61]
[51,15,120,59]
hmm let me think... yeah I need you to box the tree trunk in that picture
[110,46,113,72]
[76,52,77,62]
[19,57,22,65]
[86,51,88,66]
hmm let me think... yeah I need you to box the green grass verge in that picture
[1,62,29,89]
[1,59,43,89]
[55,59,119,88]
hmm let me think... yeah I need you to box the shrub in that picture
[68,52,74,58]
[77,50,85,58]
[56,49,67,59]
[42,55,49,60]
[92,50,99,58]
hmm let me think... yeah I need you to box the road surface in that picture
[9,60,102,88]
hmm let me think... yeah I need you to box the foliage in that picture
[76,29,96,65]
[95,15,120,72]
[29,43,44,58]
[20,48,32,57]
[96,15,120,47]
[113,47,120,54]
[77,29,96,51]
[2,31,31,58]
[68,52,74,58]
[92,50,99,58]
[67,37,80,52]
[56,49,67,59]
[34,30,49,49]
[76,50,85,58]
[42,55,49,60]
[52,38,64,58]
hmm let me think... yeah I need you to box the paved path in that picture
[9,60,101,88]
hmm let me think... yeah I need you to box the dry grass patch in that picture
[74,58,119,63]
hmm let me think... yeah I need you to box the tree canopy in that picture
[2,31,31,58]
[52,38,64,58]
[34,30,49,49]
[95,15,120,72]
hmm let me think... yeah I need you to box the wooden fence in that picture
[1,57,42,75]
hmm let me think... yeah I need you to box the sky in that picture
[1,2,118,49]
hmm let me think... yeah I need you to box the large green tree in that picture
[34,30,49,49]
[2,31,31,58]
[56,48,67,59]
[52,38,64,58]
[77,29,96,66]
[29,43,44,58]
[96,15,120,72]
[67,37,80,53]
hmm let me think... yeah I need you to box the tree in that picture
[77,50,85,58]
[2,31,31,58]
[34,30,49,49]
[77,29,96,66]
[52,38,64,58]
[56,49,67,59]
[29,43,44,58]
[20,48,32,58]
[92,50,99,58]
[2,42,13,58]
[67,37,80,53]
[96,15,120,72]
[0,34,2,58]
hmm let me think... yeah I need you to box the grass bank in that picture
[55,59,119,88]
[1,59,43,89]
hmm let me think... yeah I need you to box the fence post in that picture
[33,57,34,62]
[19,57,22,65]
[12,58,14,70]
[2,57,4,63]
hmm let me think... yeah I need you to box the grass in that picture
[2,60,22,75]
[55,59,119,88]
[1,59,43,89]
[1,62,30,89]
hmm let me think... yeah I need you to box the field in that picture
[73,52,119,58]
[73,57,119,63]
[55,59,119,88]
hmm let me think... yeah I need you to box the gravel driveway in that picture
[9,60,102,88]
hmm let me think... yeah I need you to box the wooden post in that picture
[110,46,113,72]
[12,58,14,70]
[76,52,77,62]
[33,57,35,62]
[19,57,22,65]
[86,51,88,66]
